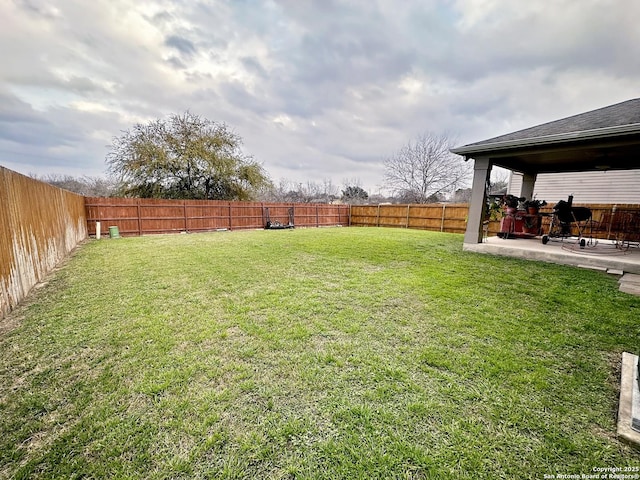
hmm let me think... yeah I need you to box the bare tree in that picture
[488,167,510,195]
[33,174,119,197]
[318,178,339,203]
[452,188,472,203]
[257,178,338,203]
[256,178,290,202]
[383,132,471,203]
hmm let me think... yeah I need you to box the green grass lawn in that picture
[1,227,639,479]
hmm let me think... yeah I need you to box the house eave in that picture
[450,123,640,158]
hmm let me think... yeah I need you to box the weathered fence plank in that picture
[1,167,87,320]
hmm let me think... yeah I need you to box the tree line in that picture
[37,112,479,204]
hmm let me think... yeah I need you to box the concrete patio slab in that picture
[464,236,640,275]
[618,273,640,296]
[620,284,640,296]
[620,273,640,285]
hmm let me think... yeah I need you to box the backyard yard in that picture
[0,227,639,479]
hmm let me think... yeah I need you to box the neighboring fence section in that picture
[351,202,640,239]
[85,198,350,236]
[350,203,469,234]
[0,167,87,320]
[539,203,640,241]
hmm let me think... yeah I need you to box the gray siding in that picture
[508,169,640,204]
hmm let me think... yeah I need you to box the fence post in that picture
[183,201,188,232]
[441,204,446,232]
[228,203,232,230]
[376,205,380,227]
[608,205,616,239]
[316,205,319,227]
[137,201,142,236]
[406,205,411,228]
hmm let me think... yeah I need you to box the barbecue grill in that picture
[541,195,593,247]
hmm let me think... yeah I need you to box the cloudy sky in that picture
[1,0,639,193]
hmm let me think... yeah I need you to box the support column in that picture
[520,171,537,201]
[464,157,491,244]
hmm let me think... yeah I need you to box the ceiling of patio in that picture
[476,133,640,174]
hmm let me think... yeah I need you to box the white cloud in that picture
[1,0,639,192]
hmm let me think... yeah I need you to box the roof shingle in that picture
[464,98,640,148]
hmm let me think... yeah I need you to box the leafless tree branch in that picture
[383,132,471,203]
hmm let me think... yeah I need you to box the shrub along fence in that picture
[0,167,87,320]
[85,198,350,236]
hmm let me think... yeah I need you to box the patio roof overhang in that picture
[451,124,640,174]
[452,98,640,244]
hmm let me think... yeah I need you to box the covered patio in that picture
[452,98,640,274]
[467,235,640,275]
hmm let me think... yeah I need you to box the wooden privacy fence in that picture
[350,203,469,234]
[351,202,640,238]
[533,203,640,241]
[85,198,350,236]
[1,167,86,320]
